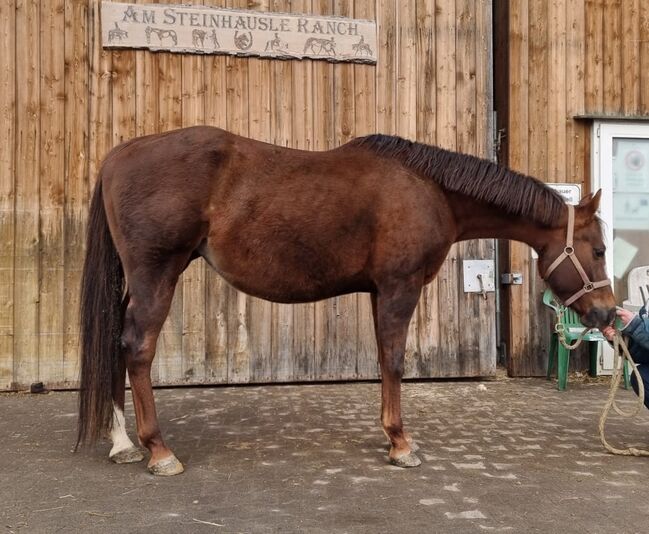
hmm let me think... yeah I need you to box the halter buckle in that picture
[564,246,574,255]
[583,282,594,292]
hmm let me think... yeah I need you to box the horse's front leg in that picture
[372,279,423,468]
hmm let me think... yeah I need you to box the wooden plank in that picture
[0,0,16,390]
[584,0,603,112]
[13,0,40,389]
[372,0,395,378]
[39,0,66,386]
[156,32,184,385]
[311,0,336,380]
[621,0,640,113]
[475,0,493,161]
[181,2,207,384]
[63,0,89,387]
[135,0,159,138]
[435,0,459,376]
[88,0,113,196]
[455,0,480,378]
[415,0,436,144]
[225,0,251,384]
[566,0,586,184]
[640,0,649,112]
[537,0,568,376]
[512,0,547,376]
[394,0,420,378]
[289,0,316,381]
[246,1,273,383]
[413,0,438,378]
[602,0,622,113]
[332,0,357,380]
[547,0,566,182]
[376,0,396,135]
[354,0,378,380]
[111,51,136,146]
[527,0,548,180]
[507,0,531,375]
[269,0,296,383]
[475,0,496,375]
[204,24,229,384]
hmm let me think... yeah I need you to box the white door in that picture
[593,121,649,374]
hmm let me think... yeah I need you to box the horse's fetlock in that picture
[382,422,404,439]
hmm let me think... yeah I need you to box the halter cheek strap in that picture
[543,204,611,307]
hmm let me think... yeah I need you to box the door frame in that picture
[592,120,649,373]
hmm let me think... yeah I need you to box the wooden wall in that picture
[0,0,495,390]
[504,0,649,376]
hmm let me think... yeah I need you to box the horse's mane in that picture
[351,134,565,227]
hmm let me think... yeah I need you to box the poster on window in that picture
[612,137,649,230]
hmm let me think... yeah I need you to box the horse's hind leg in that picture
[372,277,423,468]
[121,258,188,476]
[108,345,144,464]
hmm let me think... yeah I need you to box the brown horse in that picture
[77,127,616,475]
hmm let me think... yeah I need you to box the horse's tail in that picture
[76,175,124,449]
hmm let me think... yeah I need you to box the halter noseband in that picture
[543,204,611,307]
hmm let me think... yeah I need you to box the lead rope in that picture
[598,332,649,456]
[554,307,591,350]
[554,312,649,456]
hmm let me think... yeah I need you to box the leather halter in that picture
[543,204,611,307]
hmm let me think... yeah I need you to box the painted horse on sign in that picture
[77,127,615,475]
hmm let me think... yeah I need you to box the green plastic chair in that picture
[543,289,629,391]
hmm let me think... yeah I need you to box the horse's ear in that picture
[577,189,601,219]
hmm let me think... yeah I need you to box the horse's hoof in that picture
[390,451,422,468]
[109,446,145,464]
[148,454,184,476]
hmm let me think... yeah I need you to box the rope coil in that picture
[554,310,649,456]
[598,332,649,457]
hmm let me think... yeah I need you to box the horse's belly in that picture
[199,238,371,303]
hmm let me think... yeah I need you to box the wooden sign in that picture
[101,1,377,64]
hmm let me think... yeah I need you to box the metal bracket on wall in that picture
[500,272,523,285]
[463,260,496,298]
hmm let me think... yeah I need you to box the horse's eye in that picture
[594,248,606,259]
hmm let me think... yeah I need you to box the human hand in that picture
[616,307,636,327]
[601,325,616,341]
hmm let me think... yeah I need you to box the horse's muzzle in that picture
[583,307,616,329]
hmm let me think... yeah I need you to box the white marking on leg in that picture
[109,404,136,457]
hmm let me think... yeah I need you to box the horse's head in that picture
[537,190,616,329]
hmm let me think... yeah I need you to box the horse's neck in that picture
[446,192,564,251]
